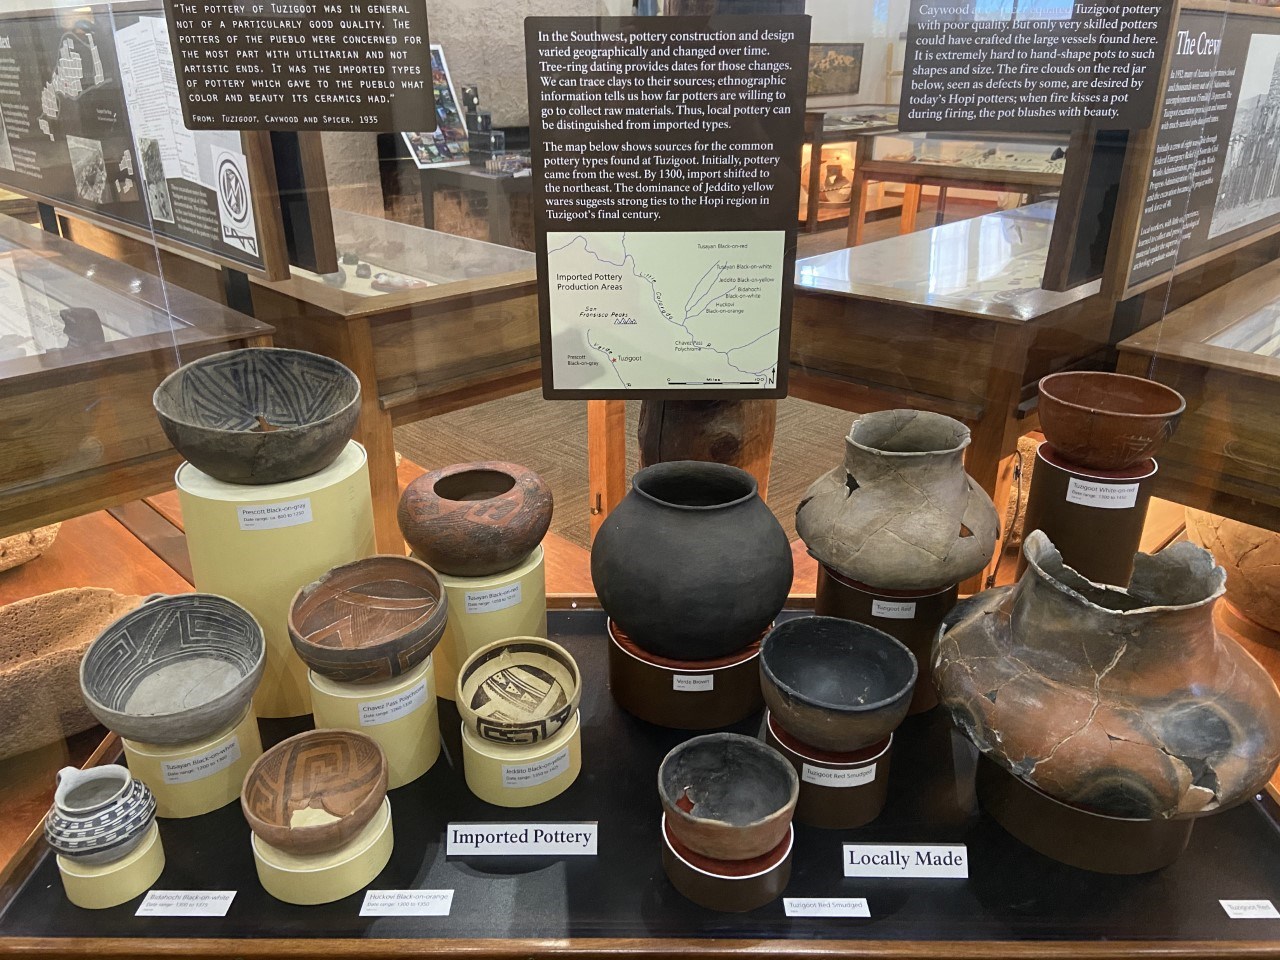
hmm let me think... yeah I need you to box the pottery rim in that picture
[847,410,972,459]
[54,765,130,814]
[760,616,919,716]
[657,733,800,831]
[152,347,361,435]
[1022,529,1225,616]
[428,464,521,502]
[1038,371,1186,422]
[630,461,758,513]
[455,636,582,736]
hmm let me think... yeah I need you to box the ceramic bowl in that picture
[397,461,553,576]
[289,555,448,684]
[241,729,388,855]
[456,637,581,745]
[44,764,156,865]
[80,593,265,746]
[760,617,918,752]
[153,347,361,485]
[1038,372,1185,471]
[658,733,798,861]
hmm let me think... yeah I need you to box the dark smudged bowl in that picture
[1038,371,1185,471]
[241,729,388,856]
[153,347,361,485]
[289,555,448,685]
[760,616,917,752]
[658,733,798,862]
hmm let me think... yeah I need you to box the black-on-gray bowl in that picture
[153,347,360,485]
[760,616,917,752]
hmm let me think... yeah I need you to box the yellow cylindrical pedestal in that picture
[252,797,393,905]
[57,821,165,909]
[309,656,441,789]
[177,440,376,718]
[461,709,581,808]
[122,708,263,819]
[430,546,547,701]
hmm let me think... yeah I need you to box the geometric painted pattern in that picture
[45,775,155,864]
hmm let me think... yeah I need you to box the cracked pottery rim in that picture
[760,616,919,715]
[1038,370,1187,422]
[152,346,362,436]
[657,732,800,833]
[630,461,758,512]
[847,410,972,459]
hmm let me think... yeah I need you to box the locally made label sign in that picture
[802,762,876,789]
[871,599,917,620]
[784,897,871,918]
[1065,478,1141,510]
[673,674,714,692]
[1221,900,1280,919]
[446,822,598,856]
[843,843,969,878]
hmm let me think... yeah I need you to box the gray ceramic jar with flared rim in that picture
[591,460,792,662]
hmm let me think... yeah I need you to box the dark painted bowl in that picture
[1038,372,1185,471]
[289,555,448,685]
[658,733,798,861]
[397,461,552,577]
[241,729,388,856]
[456,637,581,745]
[80,594,265,746]
[153,347,361,485]
[760,617,917,752]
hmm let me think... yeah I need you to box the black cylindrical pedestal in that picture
[1019,443,1156,586]
[815,566,956,714]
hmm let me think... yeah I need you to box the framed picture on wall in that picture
[402,44,469,170]
[808,43,864,97]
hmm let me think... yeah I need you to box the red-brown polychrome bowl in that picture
[1038,372,1185,470]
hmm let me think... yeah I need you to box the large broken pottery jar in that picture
[796,410,999,591]
[935,530,1280,873]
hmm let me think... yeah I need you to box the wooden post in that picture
[587,400,627,543]
[638,399,777,501]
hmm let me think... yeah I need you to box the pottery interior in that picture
[658,733,799,861]
[397,461,553,577]
[289,554,448,684]
[1037,371,1185,471]
[44,765,156,865]
[760,616,917,752]
[456,637,581,744]
[153,347,361,485]
[80,594,265,746]
[241,729,388,856]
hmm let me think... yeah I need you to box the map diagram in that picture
[546,231,785,391]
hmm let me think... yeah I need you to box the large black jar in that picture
[591,461,792,661]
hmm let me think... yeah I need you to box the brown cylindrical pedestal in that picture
[976,756,1194,874]
[764,712,892,830]
[814,567,955,714]
[1019,443,1157,586]
[660,815,792,912]
[607,620,763,730]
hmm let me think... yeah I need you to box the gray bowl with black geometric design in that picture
[44,764,156,865]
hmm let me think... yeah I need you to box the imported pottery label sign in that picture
[673,674,714,692]
[871,599,917,620]
[237,498,314,530]
[360,890,454,916]
[359,678,429,727]
[1221,900,1280,919]
[844,843,969,878]
[502,747,571,788]
[465,583,523,615]
[161,737,242,784]
[784,897,871,918]
[446,822,598,856]
[1065,478,1140,510]
[803,762,876,788]
[136,890,236,916]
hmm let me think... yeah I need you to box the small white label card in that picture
[784,897,871,918]
[673,674,714,692]
[465,583,523,615]
[503,747,572,788]
[360,890,454,917]
[1065,478,1140,510]
[803,762,875,788]
[1221,900,1280,919]
[136,890,236,917]
[871,599,916,620]
[237,498,313,531]
[162,738,241,784]
[359,679,429,727]
[447,822,598,856]
[844,843,969,878]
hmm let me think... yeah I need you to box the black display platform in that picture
[3,610,1280,944]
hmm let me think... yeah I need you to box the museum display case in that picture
[3,0,1280,956]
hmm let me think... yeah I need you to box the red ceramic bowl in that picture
[1038,372,1185,471]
